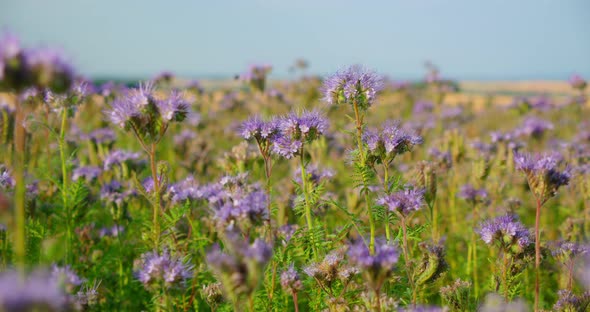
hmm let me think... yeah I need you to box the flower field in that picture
[0,33,589,311]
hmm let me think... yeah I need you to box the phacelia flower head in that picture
[280,264,303,295]
[72,166,101,182]
[206,234,272,301]
[363,122,423,164]
[377,187,425,216]
[294,164,334,185]
[347,238,399,290]
[103,149,143,170]
[476,214,531,254]
[239,64,272,92]
[135,249,193,291]
[569,74,587,91]
[0,270,71,312]
[322,65,383,110]
[240,116,280,141]
[515,116,553,139]
[514,152,571,204]
[0,167,14,189]
[105,82,191,143]
[552,241,589,264]
[553,289,590,312]
[458,184,489,205]
[278,110,329,142]
[303,249,354,285]
[50,265,83,293]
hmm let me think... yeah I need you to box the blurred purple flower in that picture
[322,65,383,109]
[377,188,425,216]
[136,249,193,290]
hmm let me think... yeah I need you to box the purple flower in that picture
[51,265,83,292]
[476,214,531,253]
[239,64,272,92]
[72,166,101,182]
[272,136,302,159]
[553,289,590,311]
[0,270,70,311]
[348,238,399,290]
[278,110,329,142]
[173,129,197,147]
[514,152,571,203]
[135,249,193,290]
[240,116,280,141]
[458,184,488,205]
[280,265,303,295]
[413,100,434,115]
[156,91,190,122]
[363,122,423,162]
[294,164,333,185]
[552,241,589,261]
[569,74,587,90]
[515,116,553,139]
[103,150,142,170]
[87,128,116,145]
[206,235,272,298]
[100,180,135,207]
[377,188,425,216]
[0,32,21,60]
[0,167,15,189]
[322,65,383,109]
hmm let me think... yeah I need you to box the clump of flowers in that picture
[135,249,193,291]
[272,110,329,159]
[552,241,589,290]
[239,64,272,92]
[0,270,73,311]
[553,289,590,312]
[476,214,533,299]
[280,264,303,311]
[515,116,554,139]
[440,279,473,311]
[206,235,272,307]
[514,152,571,204]
[377,188,425,217]
[322,65,383,110]
[105,82,190,142]
[458,183,489,206]
[348,238,399,292]
[363,122,423,166]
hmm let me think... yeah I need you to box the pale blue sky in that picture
[1,0,589,80]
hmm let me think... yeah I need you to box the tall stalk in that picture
[398,213,416,305]
[352,100,375,254]
[13,99,26,269]
[534,197,541,312]
[300,148,318,259]
[58,107,72,264]
[149,143,161,250]
[383,164,391,243]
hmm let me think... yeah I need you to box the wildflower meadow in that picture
[0,32,590,312]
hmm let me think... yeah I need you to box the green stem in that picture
[58,107,72,264]
[399,214,416,305]
[300,148,318,259]
[534,197,542,312]
[149,143,161,250]
[352,100,375,254]
[13,100,26,269]
[383,164,391,243]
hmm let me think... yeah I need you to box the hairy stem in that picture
[13,99,26,270]
[400,215,416,305]
[300,148,318,259]
[534,197,542,312]
[352,100,375,254]
[149,143,161,249]
[58,108,72,264]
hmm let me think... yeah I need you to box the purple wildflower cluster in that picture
[103,150,143,170]
[304,249,359,285]
[272,110,329,159]
[514,152,571,203]
[280,265,303,295]
[363,122,423,164]
[515,116,554,139]
[458,184,489,205]
[569,74,587,90]
[347,239,399,290]
[322,65,383,109]
[135,249,193,290]
[206,235,272,300]
[553,289,590,311]
[377,188,425,216]
[0,32,75,92]
[72,166,102,182]
[105,82,191,142]
[293,164,333,185]
[0,270,72,311]
[239,64,272,92]
[476,214,531,254]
